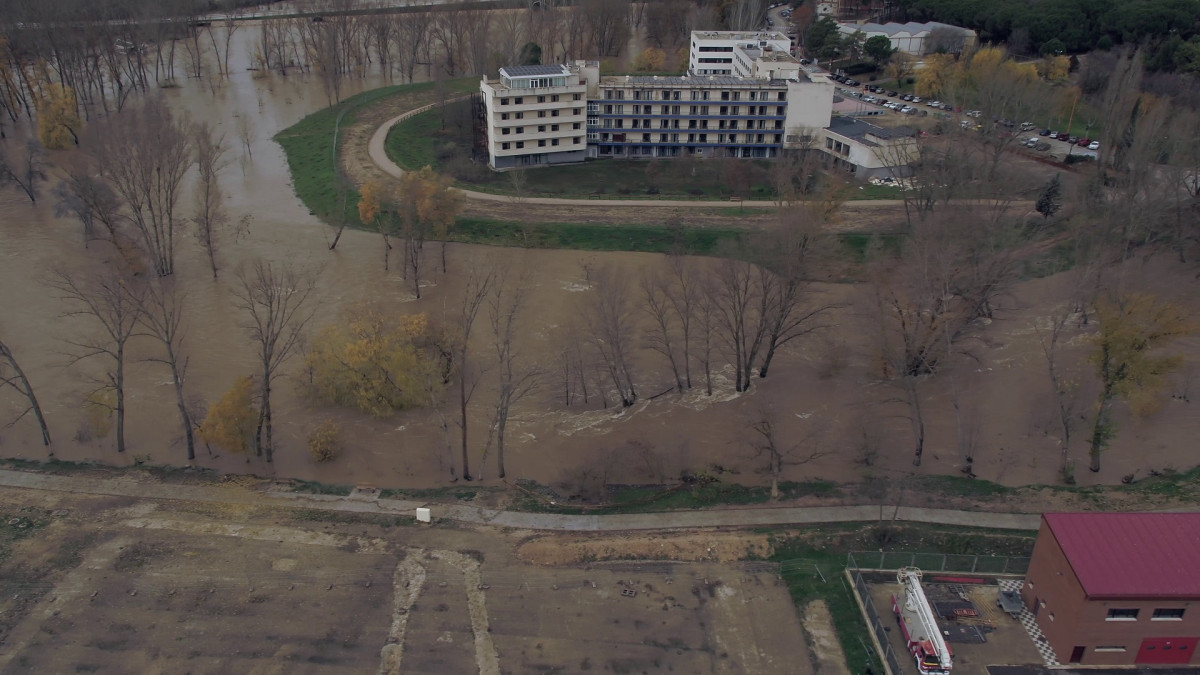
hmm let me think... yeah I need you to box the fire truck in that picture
[891,567,953,675]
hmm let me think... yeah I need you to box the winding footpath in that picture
[0,468,1040,531]
[369,104,925,209]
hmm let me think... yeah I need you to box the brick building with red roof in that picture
[1021,512,1200,665]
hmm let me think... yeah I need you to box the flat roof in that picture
[500,64,570,78]
[1045,512,1200,599]
[691,30,790,42]
[600,75,788,88]
[827,116,914,140]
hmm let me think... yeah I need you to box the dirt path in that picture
[0,468,1042,531]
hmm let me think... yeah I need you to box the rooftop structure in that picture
[1043,512,1200,599]
[836,21,976,55]
[689,30,794,77]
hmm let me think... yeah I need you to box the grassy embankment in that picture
[274,82,750,256]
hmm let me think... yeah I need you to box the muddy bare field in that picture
[0,487,811,674]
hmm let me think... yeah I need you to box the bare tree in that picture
[452,265,494,481]
[231,260,317,463]
[581,265,639,407]
[710,256,766,393]
[641,269,685,392]
[748,405,831,499]
[54,270,146,454]
[54,161,125,247]
[0,138,47,203]
[482,266,540,479]
[192,120,241,279]
[137,279,196,460]
[88,97,192,277]
[0,336,52,448]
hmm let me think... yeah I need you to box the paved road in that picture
[0,468,1041,531]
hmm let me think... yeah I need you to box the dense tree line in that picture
[895,0,1200,70]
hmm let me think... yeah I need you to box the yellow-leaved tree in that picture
[398,166,461,280]
[1038,55,1070,83]
[634,47,667,72]
[1088,294,1193,473]
[306,309,438,417]
[915,53,959,98]
[198,375,258,455]
[35,82,81,150]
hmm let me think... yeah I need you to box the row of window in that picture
[596,132,783,145]
[596,118,783,131]
[499,108,583,121]
[598,104,785,116]
[602,89,786,102]
[499,137,583,150]
[500,123,583,135]
[696,45,734,53]
[698,58,733,64]
[1107,608,1185,620]
[498,93,584,105]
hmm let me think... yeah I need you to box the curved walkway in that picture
[368,104,923,210]
[0,468,1040,531]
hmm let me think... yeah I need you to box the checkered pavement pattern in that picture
[1000,579,1061,666]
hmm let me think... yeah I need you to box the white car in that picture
[966,110,982,118]
[910,96,922,104]
[1088,141,1100,150]
[928,100,942,107]
[901,106,916,114]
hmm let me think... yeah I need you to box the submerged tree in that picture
[231,260,317,463]
[0,336,52,448]
[55,270,145,454]
[1088,294,1192,472]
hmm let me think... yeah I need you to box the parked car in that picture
[910,96,922,103]
[845,79,859,86]
[1024,137,1039,147]
[901,105,915,114]
[1036,142,1051,151]
[887,90,898,97]
[1048,131,1059,138]
[1020,122,1036,131]
[942,103,955,110]
[1088,141,1100,150]
[1076,137,1091,146]
[1040,128,1051,136]
[928,100,942,107]
[965,110,982,118]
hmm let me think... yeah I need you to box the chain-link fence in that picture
[846,551,1029,576]
[850,568,903,675]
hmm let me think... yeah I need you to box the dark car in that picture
[1040,129,1051,136]
[887,90,898,97]
[1035,142,1051,151]
[1076,137,1091,146]
[845,79,859,86]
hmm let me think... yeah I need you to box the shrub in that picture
[308,420,343,463]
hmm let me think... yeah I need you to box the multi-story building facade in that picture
[478,34,913,176]
[1021,513,1200,666]
[479,64,591,169]
[588,75,790,160]
[688,30,794,77]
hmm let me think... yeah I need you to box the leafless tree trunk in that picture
[54,270,146,454]
[231,260,317,463]
[711,257,767,392]
[482,267,540,479]
[581,265,639,407]
[749,405,830,499]
[54,160,126,247]
[0,139,47,204]
[137,278,195,460]
[192,120,237,278]
[0,337,52,448]
[641,269,685,392]
[454,265,494,480]
[88,96,192,277]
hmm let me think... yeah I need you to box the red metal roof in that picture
[1045,512,1200,599]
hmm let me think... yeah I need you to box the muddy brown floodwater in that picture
[2,23,1199,496]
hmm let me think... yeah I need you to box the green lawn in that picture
[385,104,782,200]
[274,78,477,228]
[450,218,746,255]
